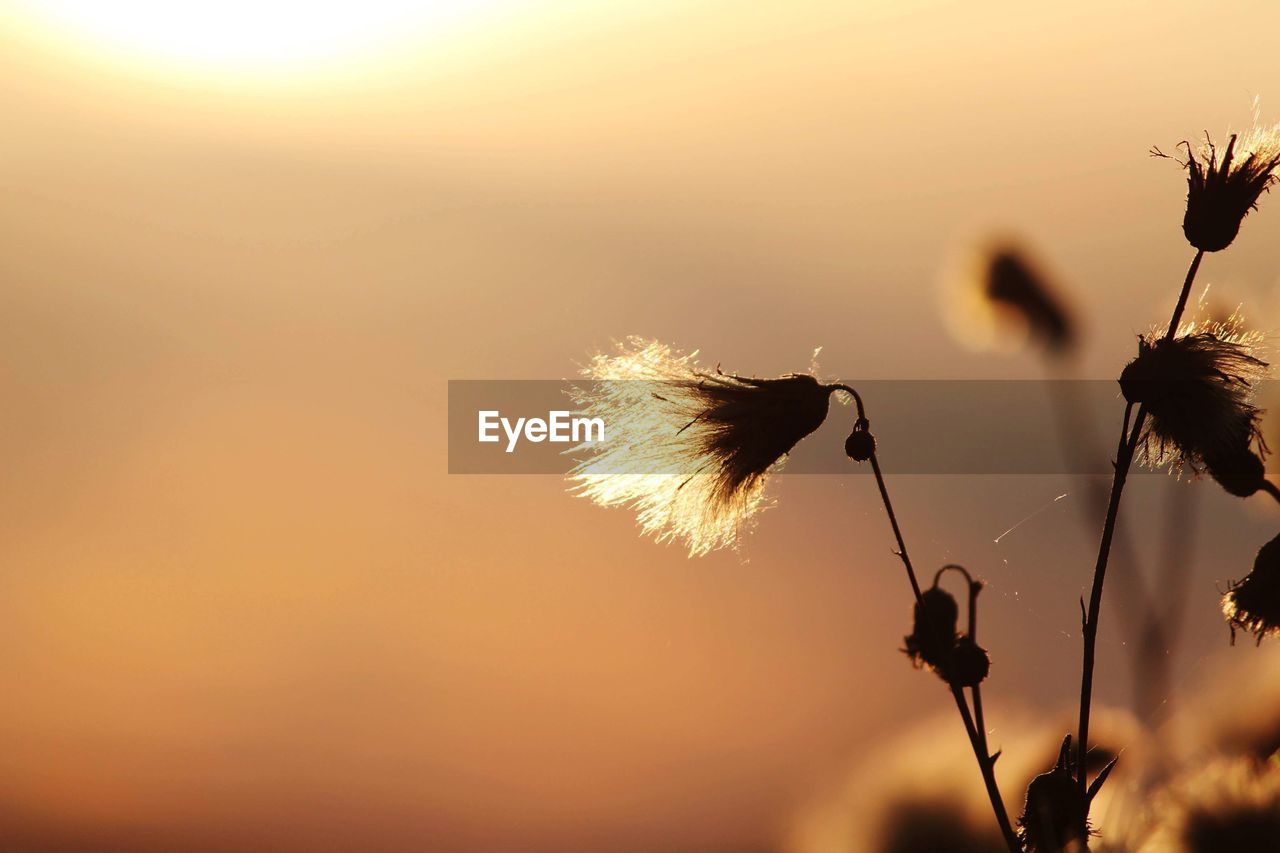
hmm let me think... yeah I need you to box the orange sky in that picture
[3,1,1280,849]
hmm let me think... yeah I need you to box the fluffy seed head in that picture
[1119,315,1268,477]
[1224,533,1280,645]
[1155,122,1280,252]
[568,337,839,556]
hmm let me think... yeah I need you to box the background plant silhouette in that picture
[572,117,1280,852]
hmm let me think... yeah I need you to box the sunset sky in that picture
[3,1,1280,849]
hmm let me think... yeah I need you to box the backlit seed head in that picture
[1224,533,1280,644]
[569,338,843,556]
[1119,315,1268,479]
[1155,126,1280,252]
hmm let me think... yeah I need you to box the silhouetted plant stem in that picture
[964,573,994,787]
[867,453,1021,852]
[1075,249,1205,825]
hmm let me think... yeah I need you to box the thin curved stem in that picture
[867,453,1021,852]
[1075,248,1204,823]
[830,383,867,423]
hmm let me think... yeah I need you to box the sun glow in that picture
[14,0,512,76]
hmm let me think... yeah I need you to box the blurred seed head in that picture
[875,798,1007,853]
[1120,314,1268,480]
[785,708,1139,853]
[1137,758,1280,852]
[1155,120,1280,253]
[569,337,839,556]
[1224,532,1280,645]
[942,238,1077,359]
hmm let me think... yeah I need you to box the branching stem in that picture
[867,453,1021,851]
[1075,249,1204,825]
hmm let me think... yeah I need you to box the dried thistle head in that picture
[1224,532,1280,645]
[1119,314,1268,481]
[569,337,842,556]
[1155,123,1280,252]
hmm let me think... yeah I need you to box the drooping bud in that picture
[948,635,991,688]
[844,423,876,462]
[1205,443,1267,497]
[903,586,959,672]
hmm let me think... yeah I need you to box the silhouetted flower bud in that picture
[1224,532,1280,644]
[1156,131,1280,253]
[1019,741,1089,852]
[1204,442,1267,497]
[903,586,959,672]
[947,635,990,688]
[1020,770,1087,851]
[844,425,876,462]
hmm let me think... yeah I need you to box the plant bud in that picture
[844,427,876,462]
[1019,766,1088,851]
[903,586,959,671]
[948,635,990,687]
[1205,446,1266,497]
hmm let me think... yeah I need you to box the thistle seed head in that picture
[1224,533,1280,644]
[1120,315,1268,479]
[569,338,841,556]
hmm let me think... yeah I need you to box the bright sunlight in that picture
[13,0,513,75]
